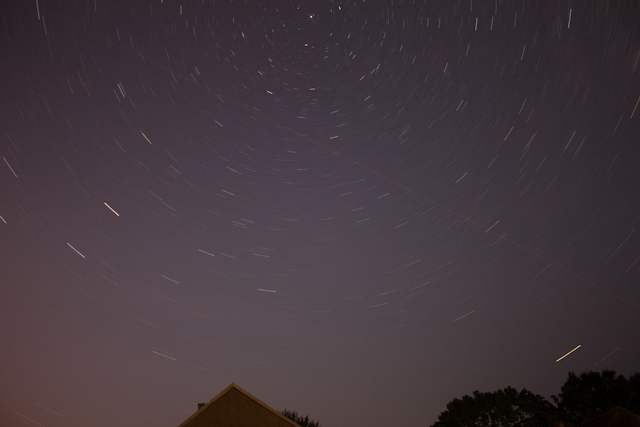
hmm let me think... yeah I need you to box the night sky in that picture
[1,0,640,426]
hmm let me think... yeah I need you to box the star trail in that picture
[1,1,639,426]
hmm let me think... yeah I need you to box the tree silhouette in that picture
[280,408,322,427]
[431,386,558,427]
[431,370,640,427]
[553,370,640,425]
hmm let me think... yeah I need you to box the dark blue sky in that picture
[1,1,640,426]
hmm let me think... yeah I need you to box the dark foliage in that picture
[431,370,640,427]
[432,386,559,427]
[553,370,640,425]
[280,409,322,427]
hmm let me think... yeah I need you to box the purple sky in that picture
[1,1,640,426]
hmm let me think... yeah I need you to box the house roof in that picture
[177,383,301,427]
[576,406,640,427]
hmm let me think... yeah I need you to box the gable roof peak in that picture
[178,383,301,427]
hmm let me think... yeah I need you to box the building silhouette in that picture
[178,383,301,427]
[575,406,640,427]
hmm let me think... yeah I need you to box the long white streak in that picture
[187,363,211,370]
[568,9,572,28]
[67,243,85,258]
[104,202,119,216]
[35,403,63,417]
[137,318,158,328]
[99,273,119,287]
[198,249,216,257]
[369,302,388,308]
[161,274,180,284]
[15,412,45,427]
[36,0,41,20]
[454,311,474,321]
[484,220,500,233]
[258,289,276,293]
[594,347,619,366]
[184,336,206,345]
[152,351,176,360]
[556,344,581,362]
[0,215,6,224]
[3,157,17,177]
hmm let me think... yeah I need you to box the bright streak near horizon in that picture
[556,345,581,362]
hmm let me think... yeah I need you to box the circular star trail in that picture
[1,1,639,426]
